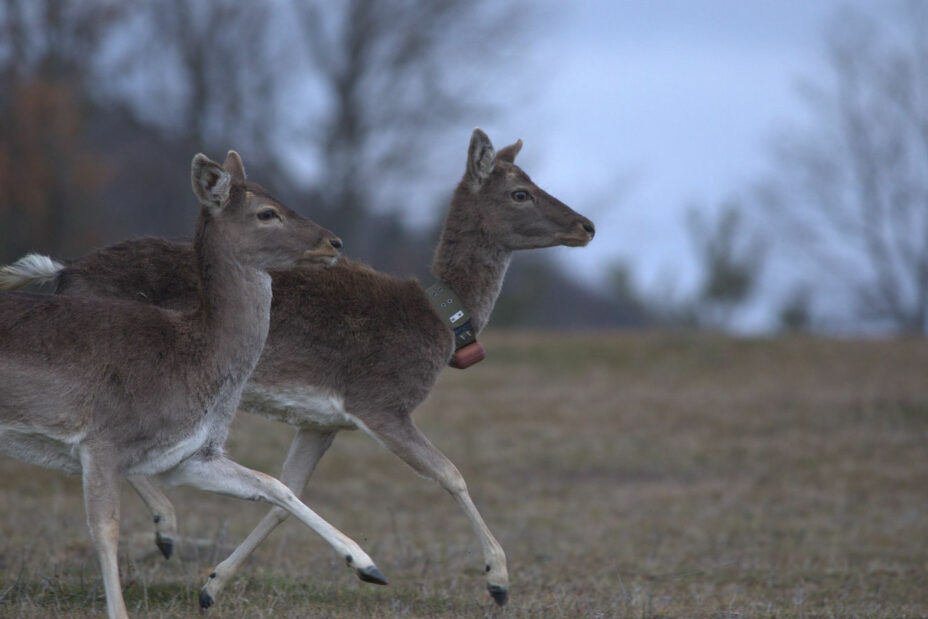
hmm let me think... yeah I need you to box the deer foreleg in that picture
[373,417,509,606]
[198,428,336,607]
[127,476,178,559]
[160,450,384,610]
[81,447,128,619]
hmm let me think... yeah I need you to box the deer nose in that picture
[329,237,343,250]
[582,222,595,238]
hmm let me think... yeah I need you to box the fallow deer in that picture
[0,152,386,619]
[0,129,595,608]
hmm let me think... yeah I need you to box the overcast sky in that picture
[470,0,871,328]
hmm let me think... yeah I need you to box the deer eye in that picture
[511,190,531,202]
[257,209,279,221]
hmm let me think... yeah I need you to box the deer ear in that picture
[223,150,246,183]
[191,153,231,212]
[465,128,496,191]
[496,139,522,163]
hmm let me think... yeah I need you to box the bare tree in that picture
[687,203,764,329]
[759,2,928,334]
[98,0,275,158]
[288,0,522,252]
[779,286,812,333]
[0,0,123,83]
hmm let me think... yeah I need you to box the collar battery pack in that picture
[425,281,486,369]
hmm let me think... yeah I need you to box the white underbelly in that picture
[0,416,213,476]
[0,428,82,474]
[124,421,212,476]
[239,384,360,431]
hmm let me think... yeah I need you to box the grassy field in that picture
[0,332,926,617]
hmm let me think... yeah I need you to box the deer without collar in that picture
[0,151,386,619]
[0,129,595,609]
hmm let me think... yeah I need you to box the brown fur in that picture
[59,245,450,419]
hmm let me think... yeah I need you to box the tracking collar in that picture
[425,281,485,369]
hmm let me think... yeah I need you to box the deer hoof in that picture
[487,584,508,606]
[199,589,215,609]
[356,565,388,585]
[155,533,174,560]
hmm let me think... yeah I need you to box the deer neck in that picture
[192,217,272,377]
[430,217,511,335]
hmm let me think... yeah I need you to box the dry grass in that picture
[1,332,927,617]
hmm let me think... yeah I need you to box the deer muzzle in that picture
[299,243,341,266]
[559,220,596,247]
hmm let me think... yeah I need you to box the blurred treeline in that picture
[0,0,635,328]
[3,2,927,334]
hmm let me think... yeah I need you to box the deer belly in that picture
[123,421,212,476]
[238,384,358,431]
[0,429,82,474]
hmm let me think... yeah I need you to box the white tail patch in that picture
[0,254,64,290]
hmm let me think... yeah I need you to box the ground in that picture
[0,332,926,617]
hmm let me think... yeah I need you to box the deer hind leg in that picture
[80,447,128,619]
[199,428,336,608]
[127,476,177,559]
[371,416,509,606]
[159,451,385,610]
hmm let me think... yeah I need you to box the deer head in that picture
[191,151,342,270]
[458,128,595,251]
